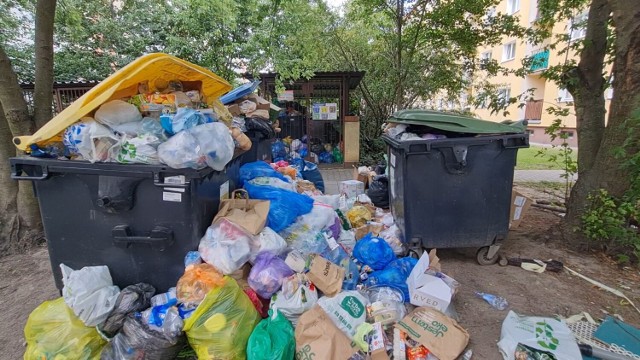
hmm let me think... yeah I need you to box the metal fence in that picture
[20,81,97,116]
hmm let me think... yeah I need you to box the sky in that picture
[326,0,347,9]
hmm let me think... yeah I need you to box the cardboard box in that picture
[510,190,533,229]
[339,180,365,198]
[248,94,272,111]
[226,103,242,116]
[406,251,457,312]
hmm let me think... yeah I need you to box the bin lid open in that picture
[389,109,525,134]
[13,53,232,151]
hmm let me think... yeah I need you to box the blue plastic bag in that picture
[353,234,395,270]
[385,257,418,274]
[245,183,314,232]
[321,245,359,291]
[271,140,287,160]
[318,151,334,163]
[301,162,325,193]
[160,108,205,135]
[240,161,288,186]
[365,268,409,301]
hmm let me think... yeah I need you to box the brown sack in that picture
[306,255,344,297]
[213,189,269,235]
[295,305,358,360]
[394,307,469,360]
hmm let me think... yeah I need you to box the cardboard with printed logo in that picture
[406,251,456,312]
[306,255,345,297]
[395,307,469,360]
[295,305,358,360]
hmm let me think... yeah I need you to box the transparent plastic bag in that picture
[99,283,156,338]
[24,298,106,360]
[183,277,261,360]
[248,251,294,299]
[353,234,395,270]
[160,107,206,135]
[176,263,225,306]
[158,122,234,170]
[199,219,253,274]
[247,309,295,360]
[249,227,288,264]
[140,117,168,141]
[379,224,406,256]
[321,244,359,291]
[270,274,318,327]
[115,134,161,164]
[248,176,295,191]
[347,206,372,228]
[63,119,120,163]
[365,286,406,326]
[245,183,314,232]
[95,100,142,128]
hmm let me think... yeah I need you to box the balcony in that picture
[529,49,549,72]
[524,99,543,124]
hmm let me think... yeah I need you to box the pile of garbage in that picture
[272,135,344,165]
[223,89,281,144]
[31,79,256,171]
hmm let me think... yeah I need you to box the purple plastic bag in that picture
[329,216,341,239]
[248,251,294,299]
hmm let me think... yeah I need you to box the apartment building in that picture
[468,0,612,147]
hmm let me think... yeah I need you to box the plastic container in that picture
[383,110,528,265]
[10,154,243,292]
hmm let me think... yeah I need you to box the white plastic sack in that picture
[248,176,296,191]
[95,100,142,128]
[249,227,287,264]
[60,264,120,327]
[115,134,161,164]
[498,311,582,360]
[312,195,341,210]
[270,274,318,327]
[298,202,338,234]
[317,291,369,340]
[198,219,252,274]
[158,122,234,170]
[63,119,121,163]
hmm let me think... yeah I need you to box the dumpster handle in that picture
[11,164,49,181]
[112,225,174,251]
[153,173,190,188]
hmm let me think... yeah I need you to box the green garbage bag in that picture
[247,309,295,360]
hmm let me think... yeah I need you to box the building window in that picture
[506,0,520,15]
[569,12,588,41]
[561,130,574,139]
[498,87,511,105]
[526,129,535,135]
[558,88,574,103]
[480,51,492,69]
[502,42,516,62]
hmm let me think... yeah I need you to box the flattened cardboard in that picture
[510,190,533,229]
[295,305,358,360]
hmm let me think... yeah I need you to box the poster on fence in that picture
[312,103,338,120]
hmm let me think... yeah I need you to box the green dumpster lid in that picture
[388,109,525,134]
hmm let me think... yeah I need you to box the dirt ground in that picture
[1,185,639,359]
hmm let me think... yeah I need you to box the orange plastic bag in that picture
[176,264,224,306]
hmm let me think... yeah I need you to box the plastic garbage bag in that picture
[115,134,161,164]
[286,231,330,258]
[317,291,369,340]
[332,147,344,163]
[321,244,359,290]
[63,119,120,163]
[312,194,341,209]
[270,273,318,327]
[95,100,142,128]
[249,227,288,264]
[99,283,156,338]
[176,263,225,306]
[199,219,254,274]
[498,311,582,360]
[379,224,405,256]
[183,277,261,360]
[248,176,295,191]
[24,297,106,360]
[248,251,294,299]
[365,286,406,326]
[245,183,314,232]
[247,309,295,360]
[353,234,395,270]
[140,117,167,141]
[160,107,206,135]
[367,175,389,209]
[184,251,203,269]
[271,140,287,160]
[60,264,120,327]
[245,118,276,139]
[158,122,234,170]
[100,309,185,360]
[337,229,356,255]
[240,161,288,186]
[347,206,372,228]
[301,163,325,193]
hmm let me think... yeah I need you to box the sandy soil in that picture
[1,193,639,359]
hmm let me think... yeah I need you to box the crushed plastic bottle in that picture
[475,292,508,310]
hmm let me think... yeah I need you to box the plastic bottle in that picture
[475,292,508,310]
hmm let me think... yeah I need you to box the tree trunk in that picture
[562,0,610,242]
[564,0,640,244]
[394,0,404,111]
[33,0,57,129]
[0,46,35,137]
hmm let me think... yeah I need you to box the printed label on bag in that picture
[164,175,185,185]
[324,234,340,251]
[220,181,230,200]
[165,187,185,193]
[163,192,182,202]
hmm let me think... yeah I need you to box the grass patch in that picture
[515,181,566,192]
[516,146,577,170]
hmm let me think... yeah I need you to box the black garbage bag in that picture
[245,118,275,139]
[100,309,186,360]
[367,175,389,209]
[99,283,156,338]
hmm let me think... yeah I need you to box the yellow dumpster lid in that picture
[14,53,232,150]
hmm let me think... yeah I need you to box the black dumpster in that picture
[10,154,243,292]
[382,110,529,264]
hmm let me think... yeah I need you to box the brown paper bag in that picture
[354,223,384,240]
[213,189,269,235]
[306,255,345,297]
[295,305,358,360]
[394,307,469,360]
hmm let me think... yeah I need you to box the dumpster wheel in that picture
[476,246,500,265]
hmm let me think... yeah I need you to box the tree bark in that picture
[394,0,404,111]
[0,46,35,137]
[0,106,21,253]
[33,0,57,129]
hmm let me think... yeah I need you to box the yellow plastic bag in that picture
[24,297,106,360]
[183,277,260,360]
[347,205,373,228]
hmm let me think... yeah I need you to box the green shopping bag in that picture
[247,309,295,360]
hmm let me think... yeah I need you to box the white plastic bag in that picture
[158,122,234,170]
[95,100,142,128]
[115,134,161,164]
[198,219,253,274]
[63,119,121,163]
[248,176,296,191]
[312,195,341,210]
[270,274,318,327]
[249,227,287,264]
[497,311,582,360]
[60,264,120,327]
[317,291,369,339]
